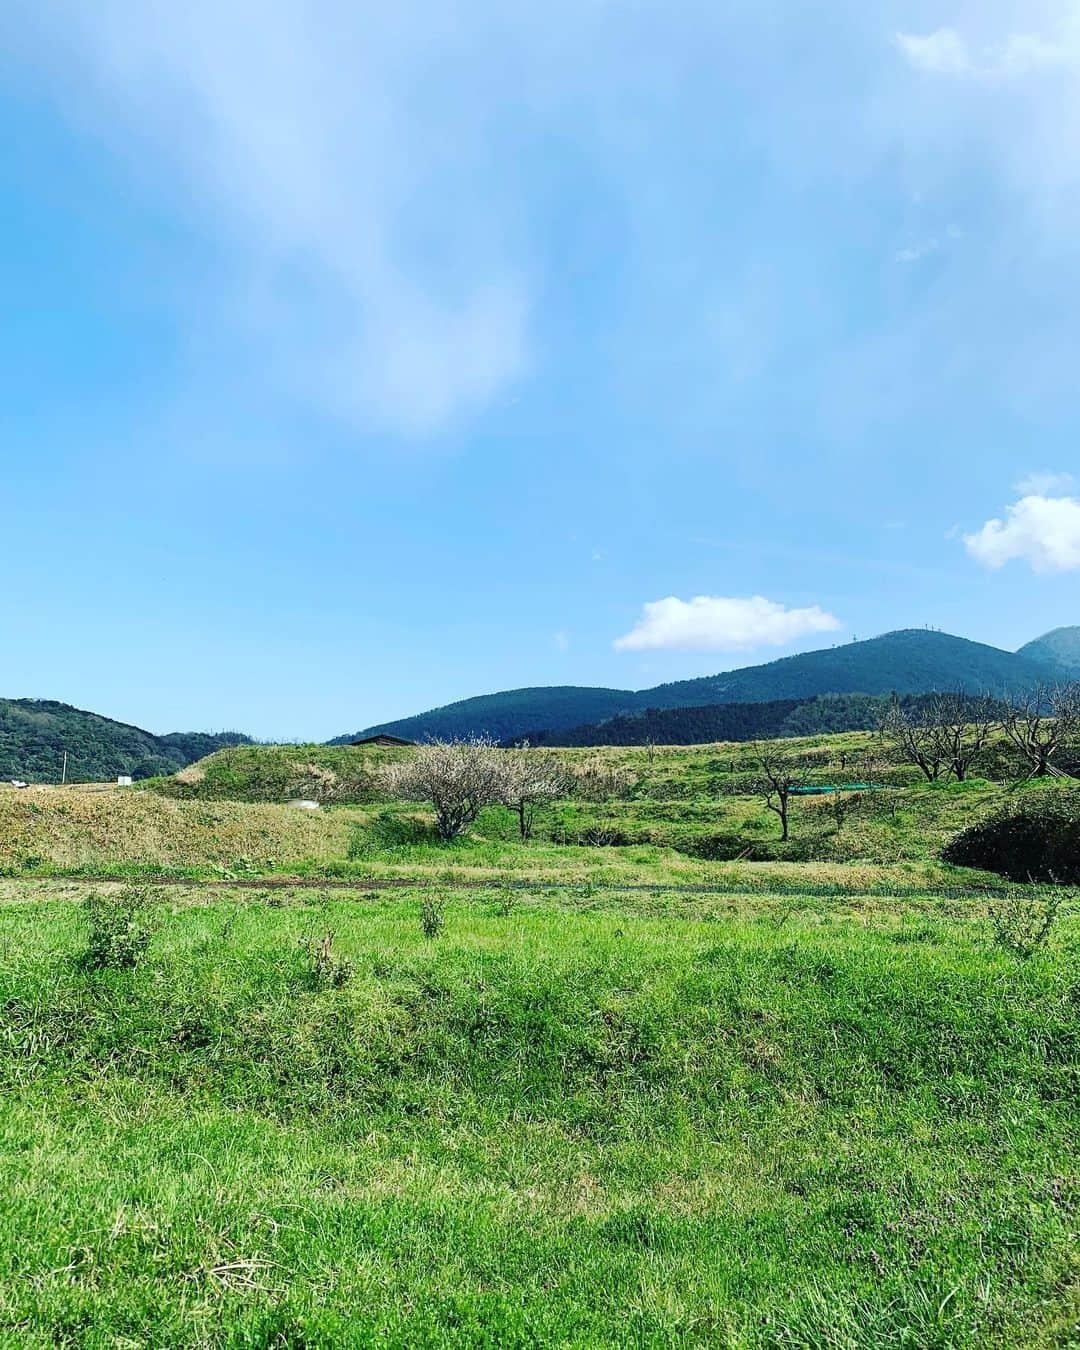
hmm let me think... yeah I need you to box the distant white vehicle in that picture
[9,780,28,789]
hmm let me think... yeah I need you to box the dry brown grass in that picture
[0,788,354,871]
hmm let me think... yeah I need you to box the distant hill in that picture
[514,698,811,747]
[1017,626,1080,675]
[328,686,640,746]
[335,628,1068,744]
[0,699,250,783]
[511,692,1009,748]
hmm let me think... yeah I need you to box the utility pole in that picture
[61,751,68,786]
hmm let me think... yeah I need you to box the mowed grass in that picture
[0,884,1076,1347]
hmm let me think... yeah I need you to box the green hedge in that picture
[942,789,1080,882]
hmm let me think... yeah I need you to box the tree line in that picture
[749,682,1080,842]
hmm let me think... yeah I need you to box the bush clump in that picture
[942,790,1080,882]
[80,888,157,970]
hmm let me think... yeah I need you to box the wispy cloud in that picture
[896,25,1078,80]
[614,595,841,653]
[896,29,973,77]
[1015,471,1076,496]
[895,224,962,265]
[29,1,530,437]
[964,489,1080,573]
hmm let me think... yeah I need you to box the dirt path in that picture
[0,873,1022,900]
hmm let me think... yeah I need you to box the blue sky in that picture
[2,0,1079,740]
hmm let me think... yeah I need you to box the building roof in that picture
[349,734,415,747]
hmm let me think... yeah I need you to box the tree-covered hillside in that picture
[329,686,640,745]
[337,628,1067,744]
[1017,625,1080,674]
[0,699,250,783]
[513,692,978,747]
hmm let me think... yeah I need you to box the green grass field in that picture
[1,882,1077,1347]
[0,736,1077,1346]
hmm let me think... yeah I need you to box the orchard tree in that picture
[925,690,998,782]
[380,737,508,842]
[1002,683,1080,778]
[500,747,574,840]
[879,697,945,782]
[752,743,812,842]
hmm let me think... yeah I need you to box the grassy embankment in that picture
[1,732,1062,891]
[0,880,1076,1346]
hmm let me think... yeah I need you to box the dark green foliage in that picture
[943,790,1080,882]
[80,888,157,970]
[335,628,1066,744]
[330,685,641,745]
[517,698,806,746]
[0,698,249,784]
[509,693,1009,750]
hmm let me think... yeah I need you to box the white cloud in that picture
[964,493,1080,572]
[613,595,842,653]
[553,630,571,652]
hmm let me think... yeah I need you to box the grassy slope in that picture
[0,786,355,874]
[2,730,1072,893]
[0,884,1076,1347]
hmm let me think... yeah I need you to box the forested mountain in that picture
[328,686,640,746]
[337,628,1068,744]
[0,700,250,783]
[512,692,976,748]
[1017,626,1080,674]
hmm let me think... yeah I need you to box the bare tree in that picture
[1001,683,1080,779]
[500,747,574,839]
[752,743,812,842]
[879,696,945,782]
[380,737,509,841]
[925,690,998,782]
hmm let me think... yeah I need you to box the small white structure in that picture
[288,798,321,810]
[117,775,133,787]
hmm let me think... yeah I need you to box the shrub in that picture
[987,893,1067,960]
[81,888,157,970]
[421,894,446,938]
[571,759,637,802]
[347,810,433,859]
[942,791,1080,882]
[298,931,355,989]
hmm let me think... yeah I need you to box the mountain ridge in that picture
[0,698,250,784]
[333,627,1071,744]
[1017,625,1080,674]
